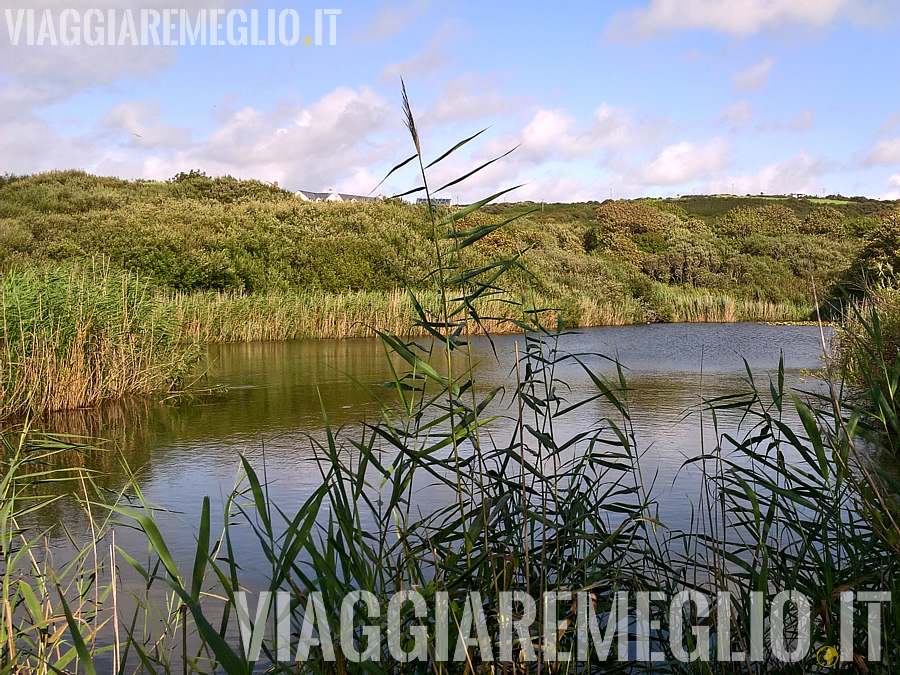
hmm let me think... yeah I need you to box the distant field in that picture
[688,194,853,205]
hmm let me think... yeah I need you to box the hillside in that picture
[2,170,899,325]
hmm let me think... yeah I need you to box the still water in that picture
[40,322,830,573]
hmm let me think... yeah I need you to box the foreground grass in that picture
[835,282,900,455]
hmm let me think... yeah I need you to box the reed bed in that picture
[834,283,900,454]
[0,263,200,419]
[173,288,453,341]
[0,271,809,420]
[171,288,651,342]
[649,285,813,323]
[170,287,807,344]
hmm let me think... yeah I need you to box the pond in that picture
[36,322,831,580]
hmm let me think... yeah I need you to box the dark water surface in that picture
[39,323,831,576]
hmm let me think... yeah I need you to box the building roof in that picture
[295,189,378,202]
[338,193,377,202]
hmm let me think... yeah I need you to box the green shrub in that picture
[714,206,768,237]
[643,229,725,286]
[755,203,801,234]
[633,231,667,253]
[596,199,680,234]
[802,205,847,237]
[854,210,900,281]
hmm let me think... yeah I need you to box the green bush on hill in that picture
[1,170,898,312]
[852,210,900,283]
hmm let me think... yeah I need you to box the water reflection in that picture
[28,323,831,566]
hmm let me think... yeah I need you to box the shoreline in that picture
[0,264,814,419]
[172,287,813,343]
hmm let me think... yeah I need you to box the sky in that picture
[3,0,900,202]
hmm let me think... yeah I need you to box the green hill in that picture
[2,170,898,324]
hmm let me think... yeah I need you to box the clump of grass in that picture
[0,425,122,673]
[836,283,900,454]
[648,284,813,323]
[0,261,200,419]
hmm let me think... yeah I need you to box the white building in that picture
[294,188,382,203]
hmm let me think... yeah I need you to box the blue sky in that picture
[3,0,900,201]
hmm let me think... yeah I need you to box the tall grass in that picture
[0,262,200,419]
[172,288,509,341]
[836,283,900,454]
[171,284,809,344]
[0,425,122,673]
[0,265,809,420]
[171,287,655,342]
[647,284,813,323]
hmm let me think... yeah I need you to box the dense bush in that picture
[755,203,802,234]
[0,170,888,311]
[714,206,769,238]
[643,229,725,286]
[854,210,900,281]
[596,199,680,234]
[802,205,847,237]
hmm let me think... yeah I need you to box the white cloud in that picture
[720,101,754,126]
[878,112,900,136]
[514,177,606,203]
[788,107,816,131]
[517,109,579,161]
[413,103,674,202]
[865,138,900,166]
[708,152,831,195]
[0,116,96,175]
[102,100,192,149]
[881,174,900,200]
[355,0,433,41]
[0,0,250,176]
[732,57,775,93]
[605,0,892,42]
[423,74,519,126]
[633,138,731,185]
[0,45,178,113]
[380,21,458,83]
[0,86,400,193]
[183,87,397,187]
[486,104,643,166]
